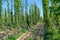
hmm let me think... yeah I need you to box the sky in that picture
[27,0,43,16]
[2,0,43,17]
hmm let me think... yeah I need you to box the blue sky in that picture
[27,0,43,16]
[35,0,43,17]
[2,0,43,17]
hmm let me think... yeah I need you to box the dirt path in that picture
[16,32,32,40]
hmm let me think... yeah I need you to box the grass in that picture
[5,29,28,40]
[0,28,3,32]
[24,35,32,40]
[5,33,23,40]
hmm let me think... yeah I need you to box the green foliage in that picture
[29,2,41,25]
[0,0,2,26]
[14,0,21,25]
[6,29,28,40]
[0,0,60,40]
[0,29,3,32]
[46,26,60,40]
[6,33,22,40]
[42,0,60,40]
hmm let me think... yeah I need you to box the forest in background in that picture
[0,0,41,30]
[0,0,60,40]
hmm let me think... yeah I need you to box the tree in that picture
[0,0,2,27]
[4,8,7,26]
[42,0,49,25]
[42,0,50,40]
[14,0,21,26]
[42,0,60,40]
[29,2,40,25]
[50,0,60,26]
[11,0,13,25]
[24,0,29,29]
[29,4,34,26]
[7,0,11,26]
[19,0,24,25]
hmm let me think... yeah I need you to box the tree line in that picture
[42,0,60,40]
[0,0,41,29]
